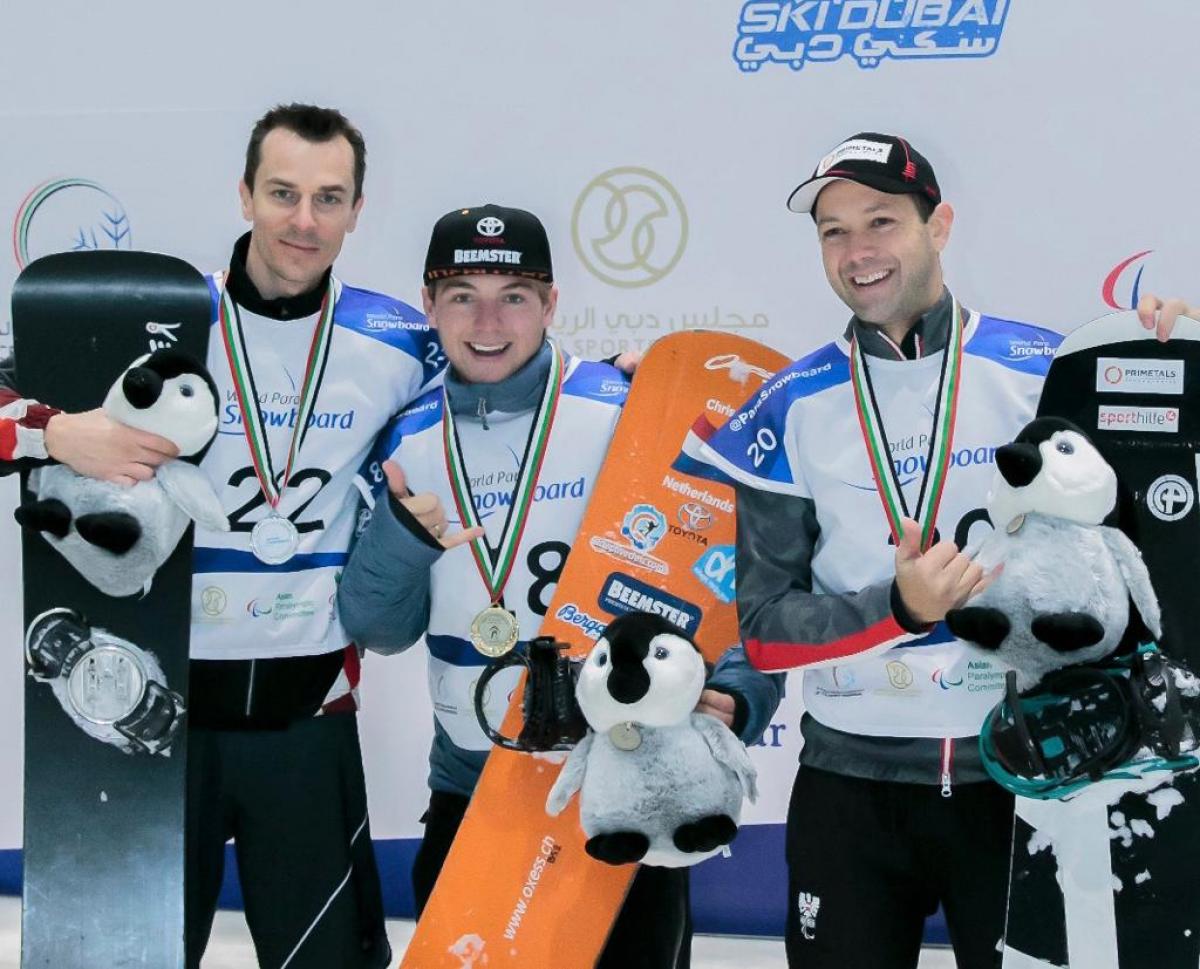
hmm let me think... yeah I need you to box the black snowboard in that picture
[14,251,212,969]
[1002,310,1200,968]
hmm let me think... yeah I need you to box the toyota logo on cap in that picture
[476,216,505,237]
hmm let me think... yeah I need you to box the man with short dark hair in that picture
[694,131,1194,968]
[1,102,437,969]
[337,202,776,967]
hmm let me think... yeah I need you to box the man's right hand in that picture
[43,409,178,487]
[893,517,989,625]
[383,460,484,550]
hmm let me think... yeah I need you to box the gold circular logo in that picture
[201,586,227,617]
[886,661,914,690]
[571,166,688,288]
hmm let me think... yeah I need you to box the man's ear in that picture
[928,201,954,253]
[238,179,253,222]
[421,285,437,328]
[346,193,364,234]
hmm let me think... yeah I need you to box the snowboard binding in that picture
[25,608,186,755]
[980,644,1200,799]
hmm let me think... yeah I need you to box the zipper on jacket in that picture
[477,396,489,431]
[245,659,257,717]
[940,737,953,798]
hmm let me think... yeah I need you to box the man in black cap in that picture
[690,133,1195,968]
[338,202,778,966]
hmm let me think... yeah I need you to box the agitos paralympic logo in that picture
[12,177,132,270]
[1102,249,1153,311]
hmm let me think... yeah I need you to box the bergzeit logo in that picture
[1102,250,1153,310]
[572,167,688,288]
[13,177,132,269]
[733,0,1011,73]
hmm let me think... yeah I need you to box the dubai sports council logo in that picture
[12,177,132,270]
[1102,250,1153,311]
[572,167,688,288]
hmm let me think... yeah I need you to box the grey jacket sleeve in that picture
[337,492,442,655]
[705,645,786,744]
[734,481,927,673]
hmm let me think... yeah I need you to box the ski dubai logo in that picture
[733,0,1011,73]
[571,167,688,288]
[13,177,132,270]
[1102,249,1153,310]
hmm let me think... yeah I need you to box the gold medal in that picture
[470,604,520,658]
[608,722,643,751]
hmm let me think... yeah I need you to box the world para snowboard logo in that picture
[13,177,132,270]
[733,0,1011,73]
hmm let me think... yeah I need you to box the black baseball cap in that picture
[424,204,553,285]
[786,133,941,215]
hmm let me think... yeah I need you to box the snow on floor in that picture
[0,896,956,967]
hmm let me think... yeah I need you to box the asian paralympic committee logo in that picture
[572,167,688,288]
[733,0,1011,72]
[12,177,132,270]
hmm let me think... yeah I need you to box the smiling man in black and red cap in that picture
[691,131,1196,969]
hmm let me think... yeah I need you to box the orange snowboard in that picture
[400,331,789,968]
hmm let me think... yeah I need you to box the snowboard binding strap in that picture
[980,644,1200,799]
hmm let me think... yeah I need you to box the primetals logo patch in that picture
[733,0,1011,73]
[572,167,688,288]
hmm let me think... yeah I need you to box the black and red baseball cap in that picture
[424,204,553,284]
[786,133,941,215]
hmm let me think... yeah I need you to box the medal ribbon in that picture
[218,273,336,509]
[443,343,564,604]
[850,302,963,551]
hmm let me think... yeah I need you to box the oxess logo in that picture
[1102,250,1153,310]
[733,0,1011,73]
[572,167,688,288]
[13,177,132,269]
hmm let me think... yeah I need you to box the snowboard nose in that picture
[123,367,163,409]
[996,442,1041,488]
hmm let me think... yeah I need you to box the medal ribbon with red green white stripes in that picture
[218,274,336,509]
[442,343,564,604]
[850,301,963,551]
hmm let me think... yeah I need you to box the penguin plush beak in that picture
[122,366,164,410]
[996,442,1042,488]
[607,638,651,704]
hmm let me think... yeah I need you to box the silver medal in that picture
[251,514,300,565]
[609,722,643,751]
[1006,513,1026,535]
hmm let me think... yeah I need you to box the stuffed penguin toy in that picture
[946,417,1161,690]
[545,612,758,868]
[15,349,228,597]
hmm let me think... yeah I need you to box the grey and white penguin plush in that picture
[946,417,1161,690]
[15,349,228,597]
[545,612,758,868]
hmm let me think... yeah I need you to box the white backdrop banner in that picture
[1,0,1198,933]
